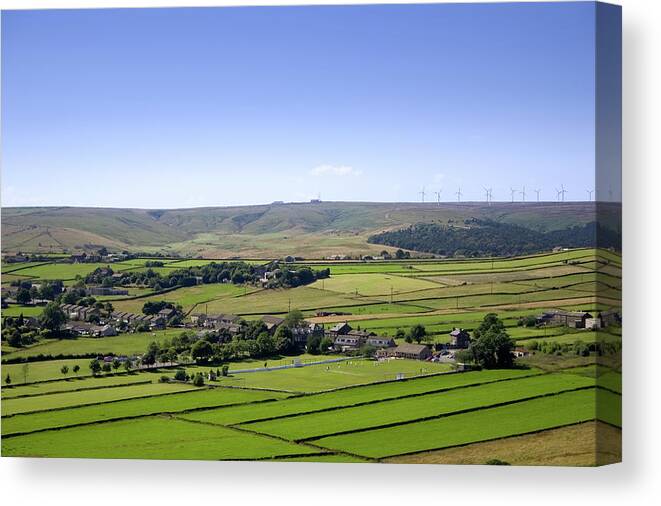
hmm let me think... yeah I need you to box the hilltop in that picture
[1,201,619,258]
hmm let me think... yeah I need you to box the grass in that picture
[384,421,621,466]
[201,286,379,315]
[0,305,45,317]
[1,416,318,460]
[3,262,135,281]
[1,374,154,399]
[222,358,453,392]
[2,329,185,360]
[3,359,112,383]
[2,381,196,416]
[1,387,290,436]
[309,273,441,296]
[111,283,256,314]
[180,369,540,426]
[311,388,603,459]
[240,372,595,441]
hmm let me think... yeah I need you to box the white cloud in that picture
[309,164,363,177]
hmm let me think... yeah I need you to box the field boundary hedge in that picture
[1,379,153,400]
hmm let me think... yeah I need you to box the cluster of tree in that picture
[89,357,132,375]
[10,279,64,305]
[1,302,70,347]
[525,338,621,357]
[395,324,428,344]
[368,220,622,257]
[2,314,41,348]
[82,261,329,292]
[139,310,320,365]
[455,313,514,369]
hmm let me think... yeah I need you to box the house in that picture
[292,322,324,345]
[449,328,471,348]
[203,313,241,329]
[598,309,621,328]
[536,310,593,328]
[512,347,531,358]
[63,322,117,337]
[262,315,285,333]
[333,335,365,351]
[327,322,352,337]
[87,287,129,296]
[190,313,207,326]
[158,308,176,320]
[377,344,432,361]
[366,336,395,348]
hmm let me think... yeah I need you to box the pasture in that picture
[1,247,621,463]
[218,358,453,392]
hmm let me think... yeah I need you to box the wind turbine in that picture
[510,187,517,203]
[555,184,568,202]
[534,188,541,202]
[519,186,526,202]
[483,187,492,206]
[434,189,442,206]
[419,186,426,203]
[456,187,463,203]
[586,189,594,201]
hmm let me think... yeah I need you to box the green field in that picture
[240,372,595,441]
[2,387,290,436]
[1,416,319,460]
[180,369,540,426]
[311,388,608,458]
[0,244,621,463]
[1,374,154,399]
[2,329,185,360]
[2,381,196,416]
[219,359,453,392]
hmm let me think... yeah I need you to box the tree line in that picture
[367,220,621,258]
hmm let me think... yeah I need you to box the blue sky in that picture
[1,3,616,208]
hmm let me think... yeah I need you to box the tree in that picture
[16,288,32,305]
[256,332,275,357]
[221,365,229,377]
[192,373,205,387]
[89,359,102,376]
[102,362,112,373]
[73,364,80,375]
[7,328,22,348]
[4,374,10,385]
[467,314,514,369]
[283,309,305,328]
[112,358,121,370]
[409,324,426,344]
[60,365,69,376]
[142,341,160,365]
[306,333,322,355]
[191,339,213,364]
[40,302,67,334]
[395,328,407,341]
[319,336,334,353]
[174,369,188,382]
[123,360,132,372]
[274,325,295,354]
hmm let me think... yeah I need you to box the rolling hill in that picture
[1,201,619,258]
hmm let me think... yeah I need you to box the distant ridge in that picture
[1,201,619,258]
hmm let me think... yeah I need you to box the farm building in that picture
[449,328,471,348]
[262,315,285,332]
[86,287,129,296]
[63,322,117,337]
[333,335,364,351]
[536,310,593,328]
[366,336,395,348]
[292,323,324,345]
[327,322,352,337]
[598,309,622,327]
[377,344,432,361]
